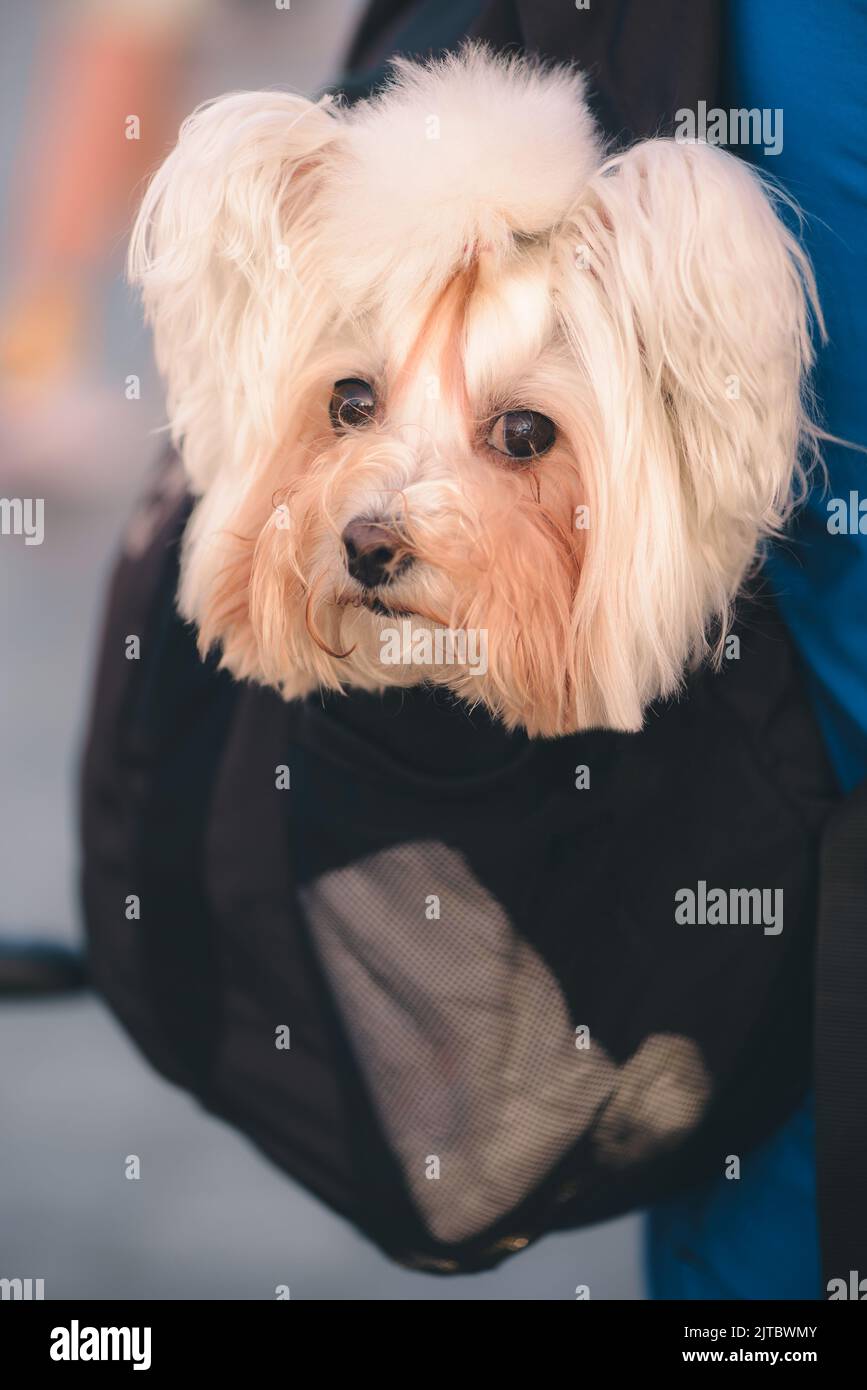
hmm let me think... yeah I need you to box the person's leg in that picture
[646,1098,821,1300]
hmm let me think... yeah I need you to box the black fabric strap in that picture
[816,777,867,1291]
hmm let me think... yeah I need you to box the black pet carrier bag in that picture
[81,453,867,1279]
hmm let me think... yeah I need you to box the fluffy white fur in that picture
[129,44,820,736]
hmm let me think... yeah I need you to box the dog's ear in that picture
[557,138,821,729]
[129,91,341,492]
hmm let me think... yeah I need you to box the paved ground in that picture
[0,0,643,1300]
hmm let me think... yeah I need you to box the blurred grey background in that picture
[0,0,642,1299]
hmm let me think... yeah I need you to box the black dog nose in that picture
[342,519,411,589]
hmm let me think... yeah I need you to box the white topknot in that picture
[321,43,604,307]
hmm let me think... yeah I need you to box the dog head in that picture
[129,45,818,735]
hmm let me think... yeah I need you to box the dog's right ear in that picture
[129,92,341,492]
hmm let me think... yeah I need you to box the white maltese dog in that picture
[129,44,818,736]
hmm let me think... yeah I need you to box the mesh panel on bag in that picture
[302,838,711,1243]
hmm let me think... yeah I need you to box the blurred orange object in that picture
[0,280,87,383]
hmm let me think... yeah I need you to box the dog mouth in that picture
[335,591,416,620]
[361,595,415,619]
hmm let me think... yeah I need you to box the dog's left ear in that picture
[557,137,821,730]
[129,91,342,493]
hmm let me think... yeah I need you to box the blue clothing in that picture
[745,3,867,797]
[648,1100,821,1300]
[648,0,867,1299]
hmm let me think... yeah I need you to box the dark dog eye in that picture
[330,378,376,430]
[487,410,556,460]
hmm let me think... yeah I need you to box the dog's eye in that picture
[330,378,376,430]
[487,410,556,460]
